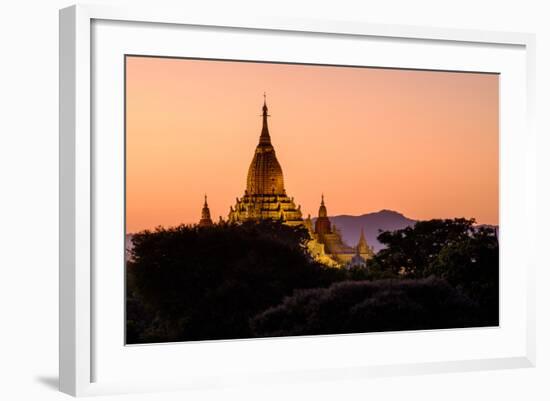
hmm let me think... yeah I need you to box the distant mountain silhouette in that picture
[127,210,495,255]
[313,210,416,252]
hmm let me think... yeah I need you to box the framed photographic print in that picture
[59,4,536,397]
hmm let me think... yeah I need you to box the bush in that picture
[251,277,485,337]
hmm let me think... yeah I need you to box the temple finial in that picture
[199,194,213,227]
[259,93,271,145]
[262,93,268,115]
[321,193,325,206]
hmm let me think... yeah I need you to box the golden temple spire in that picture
[259,93,271,146]
[229,96,302,225]
[356,227,371,255]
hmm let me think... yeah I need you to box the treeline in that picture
[126,219,498,344]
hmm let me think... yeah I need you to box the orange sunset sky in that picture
[126,56,499,233]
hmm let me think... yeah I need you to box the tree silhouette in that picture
[371,218,480,277]
[126,217,499,343]
[127,221,345,343]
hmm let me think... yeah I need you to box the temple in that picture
[198,195,213,227]
[198,96,374,268]
[305,195,374,266]
[227,95,303,226]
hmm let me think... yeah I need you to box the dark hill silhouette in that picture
[313,210,416,252]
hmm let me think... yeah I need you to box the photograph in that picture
[125,56,499,344]
[1,0,544,399]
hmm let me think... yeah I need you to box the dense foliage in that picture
[368,218,499,325]
[370,218,480,278]
[251,277,479,337]
[127,221,345,343]
[127,218,499,343]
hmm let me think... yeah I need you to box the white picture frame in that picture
[59,4,536,397]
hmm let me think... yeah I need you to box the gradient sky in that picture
[126,56,499,233]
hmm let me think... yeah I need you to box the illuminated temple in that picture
[227,97,303,226]
[199,96,374,268]
[304,196,374,266]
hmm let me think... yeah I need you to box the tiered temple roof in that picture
[228,97,302,226]
[309,196,373,266]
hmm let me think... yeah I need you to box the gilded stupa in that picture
[228,96,303,226]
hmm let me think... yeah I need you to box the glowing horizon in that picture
[126,56,499,233]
